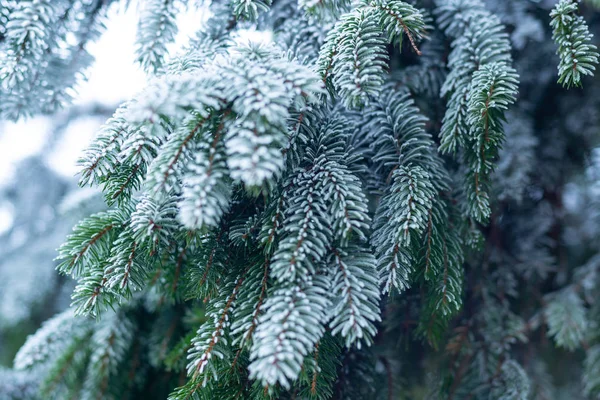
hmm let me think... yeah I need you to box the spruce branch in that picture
[248,275,331,389]
[317,0,425,107]
[327,245,381,348]
[136,0,179,73]
[550,0,599,88]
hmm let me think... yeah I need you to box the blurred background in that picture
[0,1,204,367]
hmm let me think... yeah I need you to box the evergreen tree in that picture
[2,0,600,398]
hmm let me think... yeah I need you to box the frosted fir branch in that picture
[321,9,389,108]
[178,114,233,230]
[136,0,179,73]
[584,345,600,397]
[433,1,517,230]
[298,0,352,20]
[248,275,331,389]
[234,45,325,104]
[544,289,588,351]
[232,0,272,21]
[301,334,342,399]
[465,62,519,223]
[373,166,435,294]
[130,194,179,252]
[78,106,131,187]
[429,215,463,317]
[220,49,324,187]
[273,17,326,64]
[71,260,119,317]
[78,46,325,233]
[292,105,354,166]
[179,272,247,395]
[230,257,270,350]
[438,82,470,155]
[351,87,454,296]
[437,13,512,157]
[364,88,450,191]
[40,336,90,398]
[320,160,371,245]
[258,189,287,254]
[166,35,230,75]
[0,0,61,120]
[222,64,289,187]
[327,246,381,348]
[434,0,486,39]
[14,310,93,370]
[0,0,59,89]
[182,229,228,300]
[416,203,464,347]
[132,72,226,123]
[56,208,131,277]
[40,0,110,114]
[270,170,332,282]
[317,0,425,107]
[229,214,261,248]
[119,122,165,168]
[550,0,599,88]
[144,113,209,197]
[81,312,135,400]
[0,1,114,119]
[364,0,425,54]
[101,157,147,206]
[389,166,435,246]
[104,228,146,295]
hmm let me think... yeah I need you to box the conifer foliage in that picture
[551,0,599,88]
[0,0,114,119]
[3,0,600,399]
